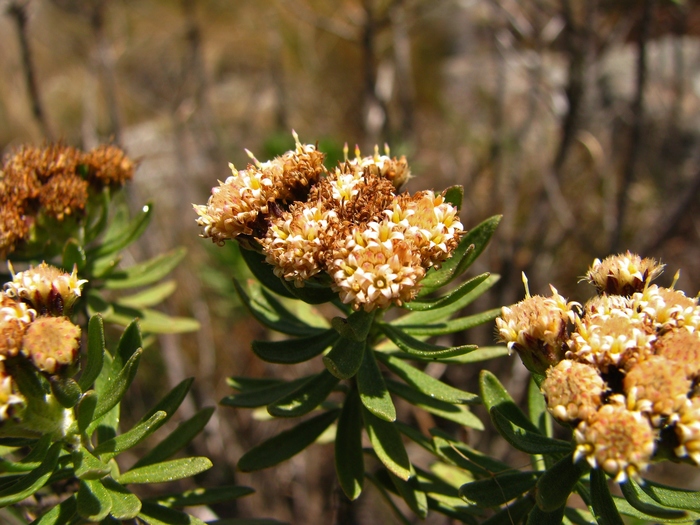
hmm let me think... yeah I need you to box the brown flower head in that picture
[5,262,88,316]
[0,362,25,422]
[38,172,89,220]
[82,144,135,185]
[0,292,35,357]
[585,252,664,296]
[624,355,690,426]
[541,360,606,423]
[273,131,326,199]
[653,328,700,379]
[674,397,700,464]
[21,316,81,374]
[349,144,412,189]
[496,286,577,374]
[574,398,656,482]
[0,205,30,258]
[3,144,80,182]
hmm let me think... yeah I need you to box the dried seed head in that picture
[3,144,80,182]
[38,172,89,220]
[574,400,656,482]
[82,144,135,185]
[585,252,664,296]
[0,293,36,357]
[0,205,30,258]
[4,262,88,316]
[623,355,690,426]
[349,144,412,189]
[541,360,606,423]
[21,316,81,374]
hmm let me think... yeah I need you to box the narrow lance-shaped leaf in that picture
[116,280,177,308]
[237,410,340,472]
[335,389,365,501]
[0,442,62,507]
[103,247,186,290]
[222,376,310,408]
[459,471,540,508]
[239,244,296,299]
[590,468,625,525]
[268,371,340,417]
[535,452,590,512]
[357,348,396,422]
[526,504,566,525]
[639,479,700,512]
[323,337,365,379]
[30,494,77,525]
[62,240,86,273]
[480,370,539,433]
[79,315,105,391]
[619,478,689,521]
[253,329,338,364]
[87,202,152,258]
[331,310,375,341]
[94,411,168,459]
[113,319,142,371]
[102,477,142,520]
[118,457,212,485]
[400,309,501,337]
[138,501,207,525]
[72,446,112,480]
[403,273,490,311]
[390,471,428,519]
[138,377,192,426]
[132,408,215,468]
[93,348,142,422]
[381,323,478,359]
[489,407,572,455]
[362,407,412,481]
[151,485,255,508]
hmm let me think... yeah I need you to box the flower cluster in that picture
[0,263,86,421]
[497,252,700,482]
[195,134,464,312]
[0,143,135,257]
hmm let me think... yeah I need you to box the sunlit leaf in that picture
[480,370,539,433]
[619,478,690,521]
[390,471,428,518]
[87,202,152,258]
[331,310,375,341]
[79,315,105,391]
[72,446,111,479]
[590,468,624,525]
[118,457,212,484]
[357,349,396,422]
[94,411,168,460]
[103,477,141,520]
[0,442,61,506]
[153,485,255,508]
[403,273,491,311]
[222,377,310,408]
[116,280,177,308]
[253,330,338,364]
[363,407,412,481]
[323,337,365,379]
[29,494,77,525]
[76,479,113,522]
[138,501,207,525]
[399,309,501,336]
[49,377,82,408]
[103,247,186,290]
[381,324,477,359]
[535,452,590,512]
[459,471,539,507]
[489,407,571,455]
[640,479,700,512]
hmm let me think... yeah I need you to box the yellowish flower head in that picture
[541,360,606,423]
[4,262,87,316]
[21,316,81,374]
[585,251,664,296]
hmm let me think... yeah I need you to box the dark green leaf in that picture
[640,479,700,512]
[619,478,689,520]
[281,279,337,304]
[535,452,590,512]
[102,477,141,519]
[335,390,364,500]
[87,202,152,258]
[138,378,192,426]
[0,442,62,506]
[94,411,168,459]
[357,349,396,422]
[490,407,572,455]
[49,377,82,408]
[528,375,550,438]
[138,501,207,525]
[62,240,86,273]
[4,355,49,401]
[252,329,338,364]
[118,457,212,484]
[234,279,324,337]
[377,353,479,404]
[439,346,510,364]
[431,430,510,477]
[613,496,700,523]
[480,370,539,433]
[443,185,464,209]
[381,323,477,359]
[93,348,142,422]
[76,479,113,522]
[362,407,412,481]
[103,247,186,290]
[239,245,296,298]
[590,468,624,525]
[322,337,365,379]
[403,273,490,311]
[400,309,501,336]
[525,503,565,525]
[77,390,98,435]
[331,310,375,341]
[113,319,142,371]
[79,315,105,391]
[0,435,49,473]
[30,494,77,525]
[387,379,483,429]
[390,471,428,518]
[153,485,255,507]
[71,446,111,480]
[132,408,214,468]
[459,471,539,507]
[366,472,413,525]
[222,377,310,408]
[268,371,339,417]
[237,410,340,472]
[481,496,535,525]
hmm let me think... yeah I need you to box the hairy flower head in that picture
[0,293,35,357]
[0,363,25,422]
[21,316,81,374]
[653,328,700,379]
[5,262,88,316]
[674,397,700,464]
[585,252,664,296]
[82,144,135,185]
[541,360,606,423]
[348,144,411,189]
[38,172,89,220]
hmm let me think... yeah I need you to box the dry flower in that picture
[5,262,88,316]
[21,316,81,374]
[585,252,664,296]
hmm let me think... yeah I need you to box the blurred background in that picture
[2,0,700,522]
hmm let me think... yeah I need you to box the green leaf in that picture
[76,478,113,522]
[640,479,700,512]
[268,371,339,417]
[87,202,152,258]
[377,353,479,404]
[395,274,500,327]
[459,471,539,507]
[117,280,177,308]
[138,501,207,525]
[103,247,186,290]
[613,497,700,523]
[439,346,510,364]
[62,239,86,273]
[535,452,590,512]
[481,496,535,525]
[528,375,551,437]
[152,485,255,507]
[138,378,192,427]
[239,245,296,299]
[431,430,510,477]
[335,390,364,500]
[362,407,412,481]
[77,390,98,435]
[237,410,340,472]
[322,337,365,379]
[443,185,464,209]
[480,370,539,433]
[590,468,624,525]
[71,446,111,479]
[113,319,142,372]
[101,306,200,334]
[4,355,49,401]
[49,377,82,408]
[331,310,375,341]
[387,379,483,429]
[400,309,501,336]
[93,348,142,422]
[380,324,477,359]
[252,330,338,364]
[525,503,566,525]
[281,279,337,304]
[403,273,491,311]
[418,215,501,295]
[29,494,77,525]
[118,457,212,485]
[94,411,168,459]
[103,477,141,519]
[619,478,690,521]
[222,377,310,408]
[79,315,105,391]
[0,442,61,506]
[366,472,413,525]
[489,407,572,455]
[234,279,324,337]
[132,408,214,468]
[390,471,428,518]
[357,349,396,422]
